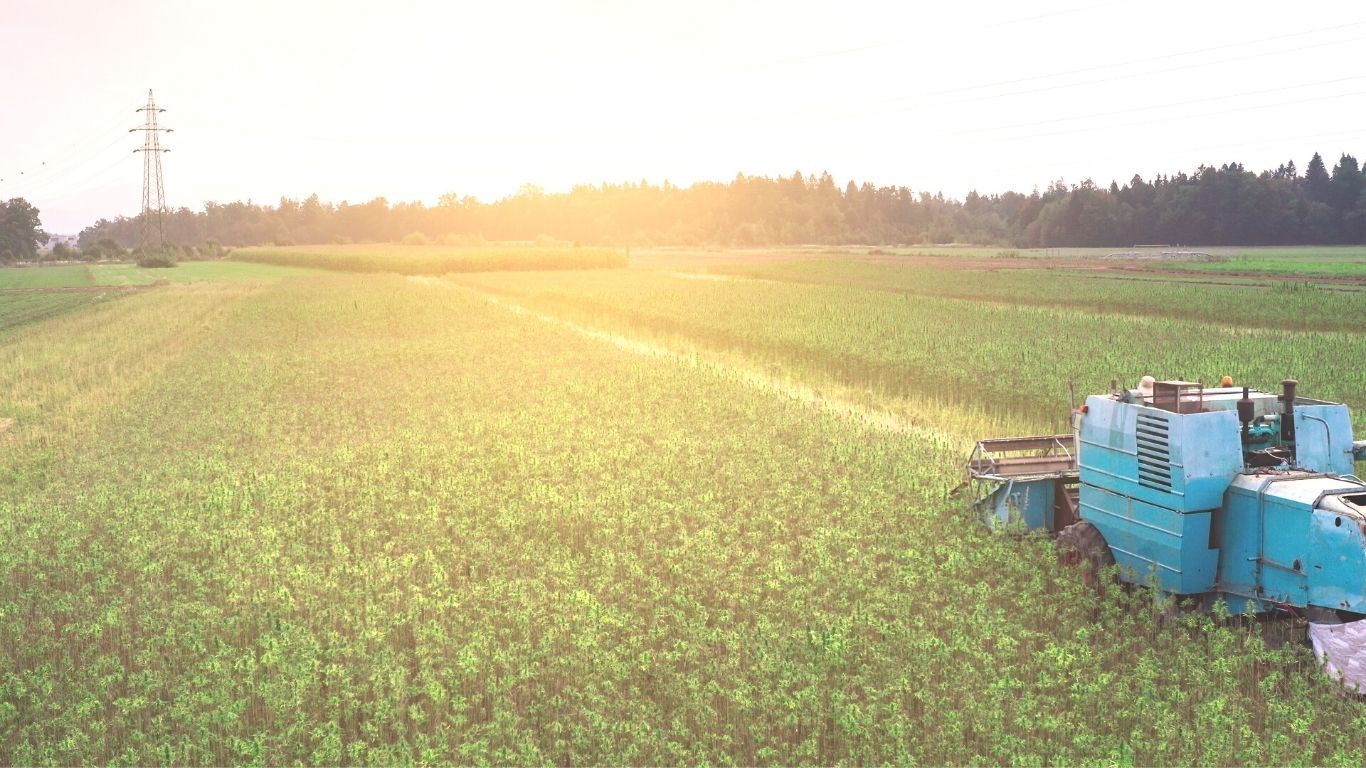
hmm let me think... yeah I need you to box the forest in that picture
[73,152,1366,250]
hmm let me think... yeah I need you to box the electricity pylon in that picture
[130,89,172,251]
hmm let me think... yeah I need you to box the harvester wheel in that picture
[1056,521,1115,592]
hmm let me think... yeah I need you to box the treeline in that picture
[77,152,1366,249]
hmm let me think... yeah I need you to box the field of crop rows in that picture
[2,249,1366,764]
[233,244,626,274]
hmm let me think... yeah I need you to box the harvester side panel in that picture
[979,479,1058,531]
[1293,403,1356,476]
[1308,507,1366,613]
[1078,396,1242,594]
[1217,474,1366,613]
[1081,483,1218,593]
[1218,481,1311,607]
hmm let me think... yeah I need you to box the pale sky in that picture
[4,0,1366,233]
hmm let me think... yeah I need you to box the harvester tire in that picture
[1056,521,1114,592]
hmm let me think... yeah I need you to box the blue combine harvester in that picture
[968,378,1366,686]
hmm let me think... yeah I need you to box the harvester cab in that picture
[968,378,1366,688]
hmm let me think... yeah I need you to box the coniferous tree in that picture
[1305,152,1332,204]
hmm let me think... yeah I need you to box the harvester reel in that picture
[1056,520,1114,591]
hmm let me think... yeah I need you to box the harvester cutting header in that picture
[969,378,1366,687]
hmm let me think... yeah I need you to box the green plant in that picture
[136,253,178,268]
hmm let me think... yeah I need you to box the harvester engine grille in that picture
[1135,413,1173,491]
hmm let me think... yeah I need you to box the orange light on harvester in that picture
[1221,375,1233,386]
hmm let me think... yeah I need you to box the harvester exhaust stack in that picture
[1280,378,1297,455]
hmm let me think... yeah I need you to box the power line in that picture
[853,86,1366,188]
[16,133,134,199]
[982,0,1127,29]
[887,35,1366,113]
[918,74,1366,143]
[984,124,1366,187]
[28,152,137,207]
[725,20,1366,126]
[969,86,1366,147]
[885,19,1366,104]
[724,0,1133,72]
[771,33,1366,128]
[0,112,130,188]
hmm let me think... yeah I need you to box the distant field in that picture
[233,244,627,274]
[634,244,1366,274]
[91,261,316,285]
[454,268,1366,437]
[0,264,93,289]
[1153,247,1366,278]
[697,259,1364,332]
[0,262,309,337]
[0,261,314,289]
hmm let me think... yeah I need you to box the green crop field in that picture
[0,291,117,337]
[232,244,627,274]
[0,263,309,341]
[683,258,1366,333]
[0,265,94,289]
[1156,248,1366,278]
[0,261,316,289]
[453,268,1366,437]
[3,249,1366,764]
[90,261,318,285]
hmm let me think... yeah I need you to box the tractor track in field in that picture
[409,276,961,444]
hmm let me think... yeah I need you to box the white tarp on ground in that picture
[1309,619,1366,692]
